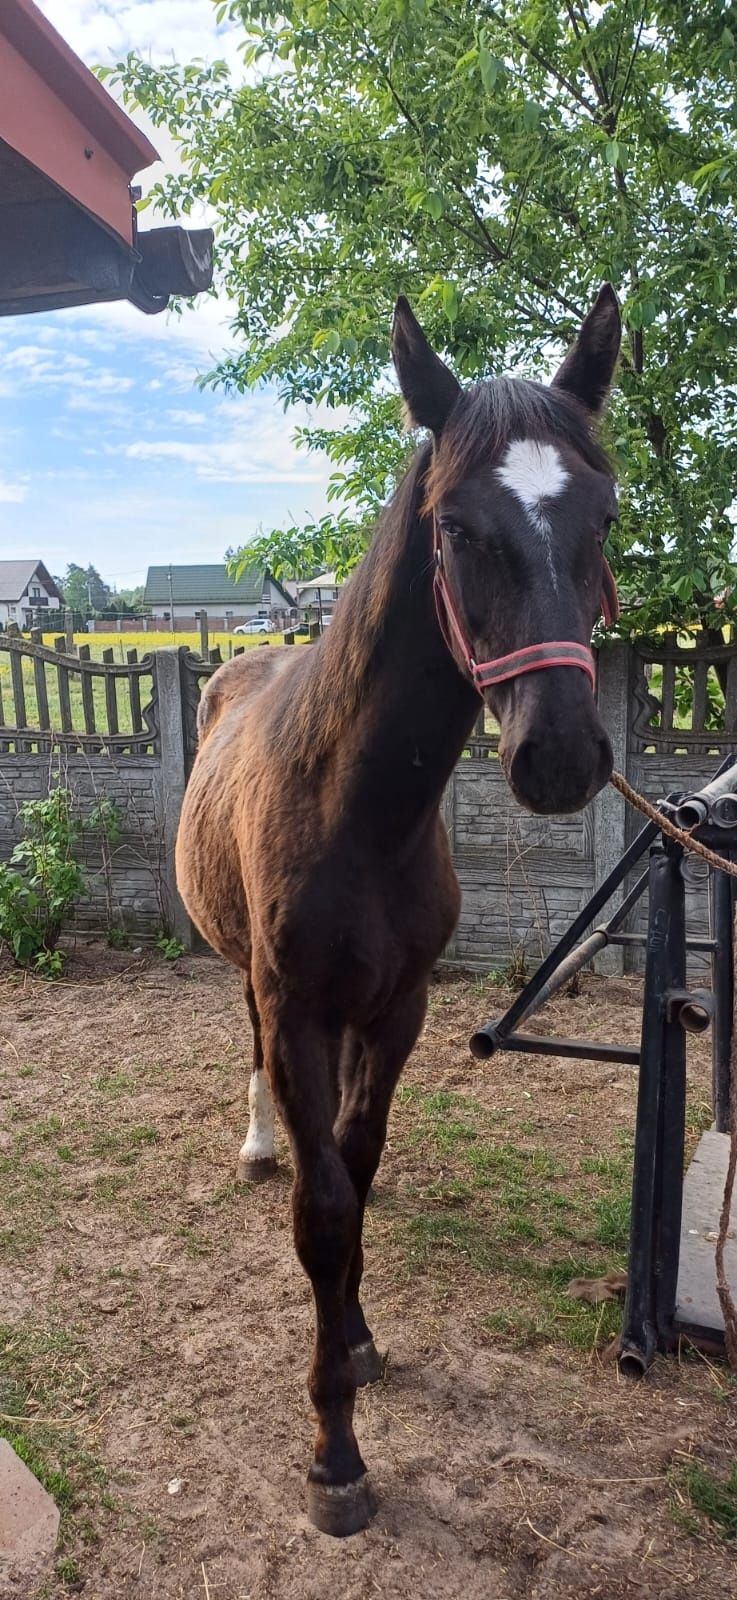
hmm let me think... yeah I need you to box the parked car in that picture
[233,618,272,635]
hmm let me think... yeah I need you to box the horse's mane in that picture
[271,443,432,771]
[276,376,611,771]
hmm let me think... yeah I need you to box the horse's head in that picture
[391,287,621,815]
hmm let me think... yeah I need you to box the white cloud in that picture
[123,389,352,487]
[0,479,28,504]
[165,409,207,426]
[125,437,323,485]
[0,344,135,396]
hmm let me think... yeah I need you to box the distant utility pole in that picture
[168,564,174,626]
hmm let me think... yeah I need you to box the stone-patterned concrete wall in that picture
[0,644,191,945]
[0,754,165,936]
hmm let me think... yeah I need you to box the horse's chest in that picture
[258,843,459,1018]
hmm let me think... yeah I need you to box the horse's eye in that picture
[599,515,617,543]
[440,520,466,544]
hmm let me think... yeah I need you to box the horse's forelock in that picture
[423,377,612,513]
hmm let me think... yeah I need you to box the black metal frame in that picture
[470,756,737,1371]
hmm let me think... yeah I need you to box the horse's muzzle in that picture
[505,728,613,814]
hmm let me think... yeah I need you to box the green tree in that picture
[60,564,111,615]
[108,0,737,634]
[105,585,146,615]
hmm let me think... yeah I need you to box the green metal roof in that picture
[143,564,294,607]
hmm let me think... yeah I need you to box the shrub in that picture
[0,789,114,976]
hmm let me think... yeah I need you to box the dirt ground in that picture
[0,946,735,1600]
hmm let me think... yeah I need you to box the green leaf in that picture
[424,190,445,221]
[454,47,479,75]
[442,281,460,322]
[478,48,500,93]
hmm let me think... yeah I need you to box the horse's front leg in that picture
[257,988,376,1536]
[335,984,428,1386]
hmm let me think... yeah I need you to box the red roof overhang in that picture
[0,0,213,315]
[1,0,158,247]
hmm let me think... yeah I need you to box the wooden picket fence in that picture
[0,626,159,755]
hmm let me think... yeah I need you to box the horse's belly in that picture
[176,766,251,968]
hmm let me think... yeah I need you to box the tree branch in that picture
[613,4,648,127]
[563,0,612,125]
[478,2,599,116]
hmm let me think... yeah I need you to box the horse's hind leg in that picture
[335,983,428,1387]
[236,972,277,1182]
[257,987,375,1536]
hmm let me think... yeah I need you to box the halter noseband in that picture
[432,513,619,697]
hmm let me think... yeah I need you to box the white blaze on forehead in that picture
[495,438,569,590]
[496,438,569,509]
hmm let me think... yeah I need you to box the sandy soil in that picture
[0,946,735,1599]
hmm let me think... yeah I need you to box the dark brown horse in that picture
[176,286,621,1536]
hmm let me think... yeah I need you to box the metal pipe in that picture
[470,820,660,1059]
[711,856,734,1134]
[620,844,686,1375]
[470,866,650,1058]
[673,755,737,830]
[711,793,737,827]
[471,1032,640,1065]
[608,932,717,952]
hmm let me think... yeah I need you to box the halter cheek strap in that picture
[432,514,619,697]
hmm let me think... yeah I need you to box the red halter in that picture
[432,514,619,697]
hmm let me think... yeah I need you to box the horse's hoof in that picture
[350,1339,385,1387]
[236,1155,277,1183]
[306,1474,377,1537]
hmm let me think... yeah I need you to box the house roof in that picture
[143,564,295,608]
[0,558,63,603]
[296,571,339,596]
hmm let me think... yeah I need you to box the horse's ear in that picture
[391,296,461,435]
[552,284,621,414]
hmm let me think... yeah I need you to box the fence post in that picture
[154,648,193,950]
[198,610,209,659]
[591,640,631,974]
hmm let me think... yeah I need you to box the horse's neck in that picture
[342,510,480,840]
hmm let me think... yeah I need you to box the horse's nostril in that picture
[508,737,539,798]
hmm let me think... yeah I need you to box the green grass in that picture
[0,1320,107,1564]
[388,1085,631,1352]
[671,1460,737,1541]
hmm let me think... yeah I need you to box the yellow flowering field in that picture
[36,629,288,661]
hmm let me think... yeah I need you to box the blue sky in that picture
[0,1,340,591]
